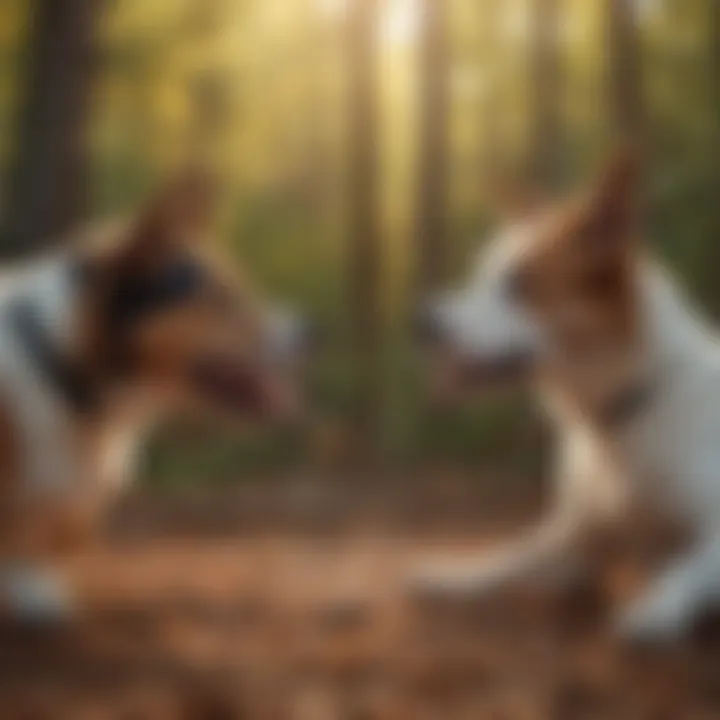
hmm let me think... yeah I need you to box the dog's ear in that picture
[581,145,642,245]
[489,171,548,221]
[120,168,217,270]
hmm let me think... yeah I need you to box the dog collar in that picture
[595,372,658,428]
[8,297,100,415]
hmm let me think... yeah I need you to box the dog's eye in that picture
[158,262,206,300]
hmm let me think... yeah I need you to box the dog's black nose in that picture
[412,303,444,346]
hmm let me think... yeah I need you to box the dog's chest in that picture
[610,378,720,524]
[612,431,685,516]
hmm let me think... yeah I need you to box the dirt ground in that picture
[1,481,720,720]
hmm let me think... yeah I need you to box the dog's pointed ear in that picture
[582,145,642,243]
[121,169,217,269]
[488,169,548,221]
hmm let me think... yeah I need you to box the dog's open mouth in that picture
[192,359,297,420]
[430,350,533,400]
[454,351,533,384]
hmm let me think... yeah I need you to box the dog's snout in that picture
[413,303,445,346]
[296,317,324,353]
[266,308,323,364]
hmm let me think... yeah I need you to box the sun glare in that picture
[317,0,347,19]
[317,0,421,47]
[381,0,420,47]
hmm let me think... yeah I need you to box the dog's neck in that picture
[640,263,717,365]
[541,262,716,431]
[7,251,172,428]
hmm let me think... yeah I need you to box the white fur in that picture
[0,564,76,622]
[414,224,720,642]
[0,255,93,495]
[267,305,308,366]
[434,224,546,361]
[0,253,147,619]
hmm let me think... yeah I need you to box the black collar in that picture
[8,298,100,415]
[595,372,658,428]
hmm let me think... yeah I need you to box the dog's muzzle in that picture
[266,309,324,366]
[413,302,534,390]
[452,350,534,384]
[412,302,447,348]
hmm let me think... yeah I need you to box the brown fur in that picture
[0,401,21,554]
[507,151,646,419]
[512,156,641,359]
[71,175,281,420]
[0,173,293,565]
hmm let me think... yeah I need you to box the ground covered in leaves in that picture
[1,479,719,719]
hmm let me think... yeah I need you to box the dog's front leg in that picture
[616,533,720,643]
[408,431,624,600]
[0,561,76,623]
[0,500,95,623]
[0,487,100,623]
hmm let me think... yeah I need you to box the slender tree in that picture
[707,0,720,315]
[415,0,450,295]
[713,0,720,162]
[606,0,643,142]
[477,0,502,194]
[347,0,381,452]
[2,0,101,255]
[184,0,231,169]
[527,0,562,187]
[711,0,720,195]
[712,0,720,152]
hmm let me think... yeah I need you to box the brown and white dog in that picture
[412,150,720,642]
[0,174,310,621]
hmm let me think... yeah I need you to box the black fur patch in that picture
[108,260,206,329]
[8,297,99,414]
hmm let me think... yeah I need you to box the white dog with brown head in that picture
[412,150,720,642]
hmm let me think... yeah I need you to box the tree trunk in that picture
[606,0,643,142]
[708,0,720,316]
[414,0,450,296]
[477,0,502,195]
[2,0,100,256]
[347,0,381,453]
[184,0,231,172]
[527,0,562,188]
[712,0,720,151]
[711,0,720,198]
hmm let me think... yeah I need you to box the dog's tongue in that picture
[197,361,298,420]
[427,351,532,405]
[212,364,263,408]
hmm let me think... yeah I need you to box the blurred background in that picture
[3,0,717,484]
[1,1,719,716]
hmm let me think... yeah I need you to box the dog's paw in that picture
[0,565,78,625]
[614,596,688,646]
